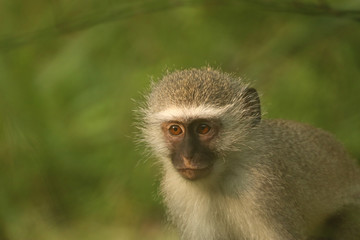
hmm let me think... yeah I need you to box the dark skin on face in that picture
[161,119,220,180]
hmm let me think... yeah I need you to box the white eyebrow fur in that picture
[152,105,231,122]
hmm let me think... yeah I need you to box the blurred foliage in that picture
[0,0,359,239]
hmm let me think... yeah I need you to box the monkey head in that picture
[139,67,261,181]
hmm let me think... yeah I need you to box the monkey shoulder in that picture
[255,119,359,178]
[252,120,360,219]
[259,119,347,155]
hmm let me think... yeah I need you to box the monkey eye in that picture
[197,124,211,135]
[169,125,183,136]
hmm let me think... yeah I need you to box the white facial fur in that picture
[150,105,233,123]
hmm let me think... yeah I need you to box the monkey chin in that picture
[177,167,212,180]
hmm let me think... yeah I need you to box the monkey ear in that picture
[242,88,261,127]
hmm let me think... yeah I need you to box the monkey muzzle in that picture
[172,155,213,180]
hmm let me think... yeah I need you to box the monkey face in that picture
[161,119,220,180]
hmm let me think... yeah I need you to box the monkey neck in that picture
[160,162,277,240]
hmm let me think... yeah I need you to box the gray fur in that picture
[137,67,360,240]
[147,67,249,111]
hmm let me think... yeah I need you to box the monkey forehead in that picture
[151,105,232,122]
[148,68,248,111]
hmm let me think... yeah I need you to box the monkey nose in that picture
[181,155,212,170]
[182,156,193,169]
[177,156,213,180]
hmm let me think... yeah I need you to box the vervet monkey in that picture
[138,67,360,240]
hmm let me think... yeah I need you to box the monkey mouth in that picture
[177,167,212,180]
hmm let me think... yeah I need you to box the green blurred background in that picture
[0,0,359,239]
